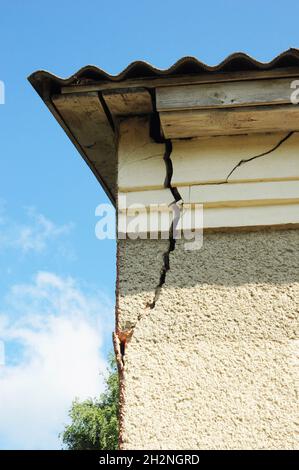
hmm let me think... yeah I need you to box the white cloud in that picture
[0,272,113,450]
[0,205,73,254]
[15,208,72,253]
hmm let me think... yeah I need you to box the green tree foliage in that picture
[61,354,119,450]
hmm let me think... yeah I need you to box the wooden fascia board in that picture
[160,105,299,139]
[156,77,299,111]
[102,87,153,117]
[61,68,299,140]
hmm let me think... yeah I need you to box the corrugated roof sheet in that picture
[28,49,299,96]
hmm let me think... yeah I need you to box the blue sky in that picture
[0,0,299,450]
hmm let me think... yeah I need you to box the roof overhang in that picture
[28,49,299,204]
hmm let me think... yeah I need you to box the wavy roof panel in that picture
[28,49,299,96]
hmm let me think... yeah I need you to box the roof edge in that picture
[28,49,299,98]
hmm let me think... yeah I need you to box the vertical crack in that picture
[163,140,182,202]
[147,139,183,309]
[147,207,179,309]
[114,140,183,365]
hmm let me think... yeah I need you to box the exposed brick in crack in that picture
[113,329,133,371]
[225,131,294,182]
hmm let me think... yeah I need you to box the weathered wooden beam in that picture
[156,77,298,111]
[160,105,299,138]
[52,92,117,200]
[102,87,152,116]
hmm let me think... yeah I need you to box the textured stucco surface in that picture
[117,239,169,331]
[117,229,299,450]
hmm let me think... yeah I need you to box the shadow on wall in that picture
[118,228,299,294]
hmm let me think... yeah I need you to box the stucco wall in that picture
[116,229,299,450]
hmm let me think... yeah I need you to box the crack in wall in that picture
[114,121,296,446]
[113,328,133,370]
[115,139,183,366]
[145,131,296,311]
[115,131,296,367]
[225,131,295,182]
[147,205,180,309]
[147,140,183,308]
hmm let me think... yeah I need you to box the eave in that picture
[28,49,299,204]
